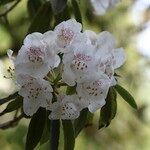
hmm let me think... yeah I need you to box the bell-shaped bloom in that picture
[17,74,53,116]
[90,0,119,15]
[53,19,87,53]
[85,31,125,85]
[13,32,60,78]
[76,73,110,112]
[48,94,81,120]
[62,43,96,86]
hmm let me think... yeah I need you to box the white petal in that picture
[47,54,60,68]
[54,19,82,34]
[110,76,117,86]
[22,98,40,116]
[76,73,110,107]
[72,33,88,46]
[113,48,126,69]
[54,19,82,51]
[84,30,97,45]
[88,99,106,112]
[62,66,76,86]
[24,32,44,48]
[15,40,52,78]
[7,49,15,63]
[96,31,116,53]
[43,31,56,44]
[15,45,29,65]
[49,94,80,120]
[18,74,53,116]
[15,62,50,78]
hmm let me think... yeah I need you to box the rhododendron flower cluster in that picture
[8,19,125,119]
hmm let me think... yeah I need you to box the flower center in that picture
[27,47,45,64]
[58,28,75,47]
[84,80,104,97]
[71,53,92,71]
[28,87,42,99]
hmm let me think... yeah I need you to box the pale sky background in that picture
[131,0,150,58]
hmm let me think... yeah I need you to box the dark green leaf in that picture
[40,113,51,145]
[27,0,44,18]
[28,1,52,33]
[25,108,46,150]
[0,92,18,105]
[71,0,82,24]
[0,0,15,5]
[114,84,137,109]
[74,108,88,137]
[0,96,23,116]
[114,73,121,77]
[50,120,60,150]
[51,0,68,14]
[62,120,75,150]
[85,112,94,127]
[54,4,71,26]
[99,88,117,129]
[66,86,76,95]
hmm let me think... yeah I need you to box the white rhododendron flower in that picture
[77,73,110,112]
[13,32,60,78]
[84,30,116,52]
[85,31,125,85]
[17,74,53,116]
[53,19,87,53]
[62,43,96,86]
[48,94,81,120]
[90,0,119,15]
[7,19,126,118]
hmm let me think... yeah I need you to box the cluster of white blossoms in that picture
[90,0,120,15]
[8,19,125,119]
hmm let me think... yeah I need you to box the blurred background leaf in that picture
[0,0,150,150]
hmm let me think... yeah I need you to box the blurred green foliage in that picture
[0,0,150,150]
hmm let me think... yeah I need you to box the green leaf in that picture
[114,84,137,109]
[66,86,76,95]
[54,4,71,26]
[40,113,51,145]
[28,1,52,33]
[27,0,44,18]
[0,0,15,5]
[0,96,23,116]
[85,112,94,127]
[99,88,117,129]
[62,120,75,150]
[0,92,18,105]
[74,108,88,137]
[53,73,62,84]
[50,120,60,150]
[25,108,46,150]
[114,73,121,77]
[71,0,82,24]
[51,0,68,14]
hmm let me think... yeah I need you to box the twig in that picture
[0,114,24,130]
[0,0,21,17]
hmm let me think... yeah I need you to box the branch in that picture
[0,114,24,130]
[0,0,21,17]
